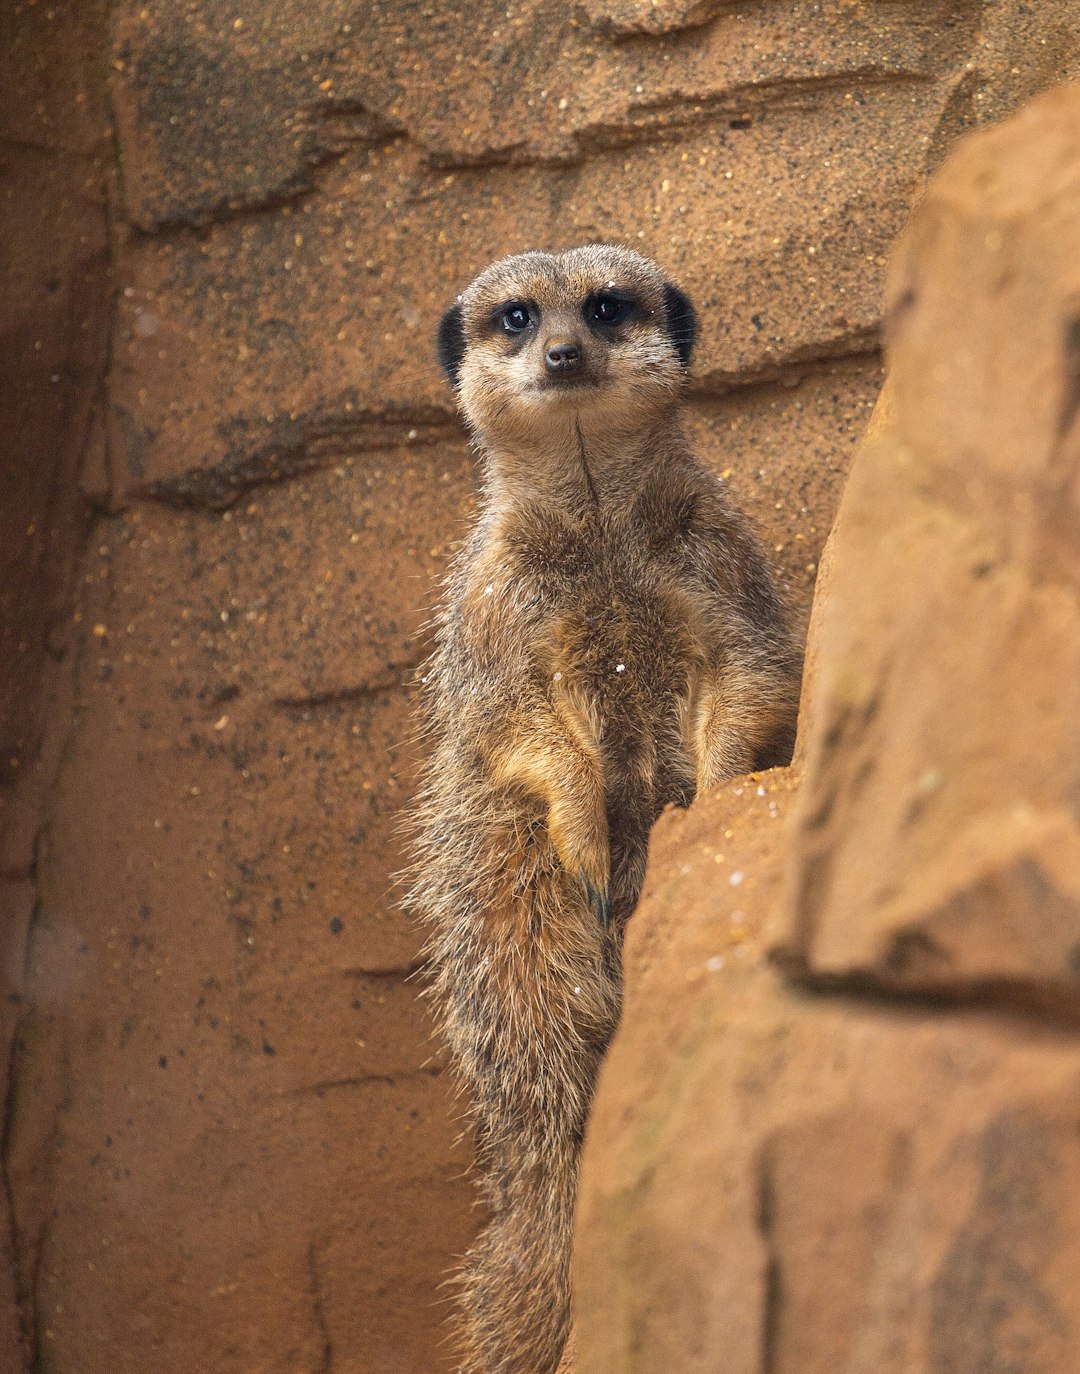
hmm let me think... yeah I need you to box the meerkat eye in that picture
[589,293,631,326]
[499,302,533,334]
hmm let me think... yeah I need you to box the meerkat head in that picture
[435,245,696,450]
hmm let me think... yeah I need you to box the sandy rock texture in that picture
[1,2,112,1368]
[577,83,1080,1374]
[3,3,1080,1373]
[781,85,1080,1006]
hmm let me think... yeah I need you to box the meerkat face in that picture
[436,245,696,448]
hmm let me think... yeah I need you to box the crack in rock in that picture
[134,405,461,510]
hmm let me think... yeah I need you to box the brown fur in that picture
[406,245,800,1373]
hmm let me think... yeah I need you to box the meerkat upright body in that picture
[408,245,800,1374]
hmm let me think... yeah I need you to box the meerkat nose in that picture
[544,341,583,375]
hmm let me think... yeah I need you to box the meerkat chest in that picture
[511,513,707,712]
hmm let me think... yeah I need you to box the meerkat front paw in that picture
[490,724,611,924]
[547,795,611,926]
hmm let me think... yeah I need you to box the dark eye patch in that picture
[584,289,637,329]
[436,303,466,388]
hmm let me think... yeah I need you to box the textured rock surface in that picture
[103,1,1077,497]
[577,84,1080,1374]
[5,4,1080,1374]
[0,0,108,817]
[1,3,111,1369]
[579,780,1080,1373]
[780,84,1080,1008]
[7,455,480,1373]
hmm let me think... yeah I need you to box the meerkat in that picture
[406,244,801,1374]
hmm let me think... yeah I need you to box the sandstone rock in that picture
[107,122,900,496]
[111,1,972,213]
[577,82,1080,1374]
[675,359,882,624]
[7,452,478,1372]
[11,5,1080,1373]
[577,781,1080,1374]
[779,83,1080,1009]
[105,0,1080,501]
[109,3,404,231]
[0,879,36,1370]
[1,3,112,1368]
[792,374,896,754]
[0,0,109,789]
[575,0,727,37]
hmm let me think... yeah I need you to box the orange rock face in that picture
[5,4,1080,1374]
[782,84,1080,1006]
[577,84,1080,1374]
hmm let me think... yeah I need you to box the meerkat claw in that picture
[582,876,613,927]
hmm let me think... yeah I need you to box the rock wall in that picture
[1,3,112,1367]
[3,3,1080,1372]
[576,83,1080,1374]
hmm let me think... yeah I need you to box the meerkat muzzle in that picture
[544,340,584,376]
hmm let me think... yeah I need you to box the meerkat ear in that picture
[663,283,697,368]
[436,303,466,388]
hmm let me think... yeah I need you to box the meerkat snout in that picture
[544,340,583,375]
